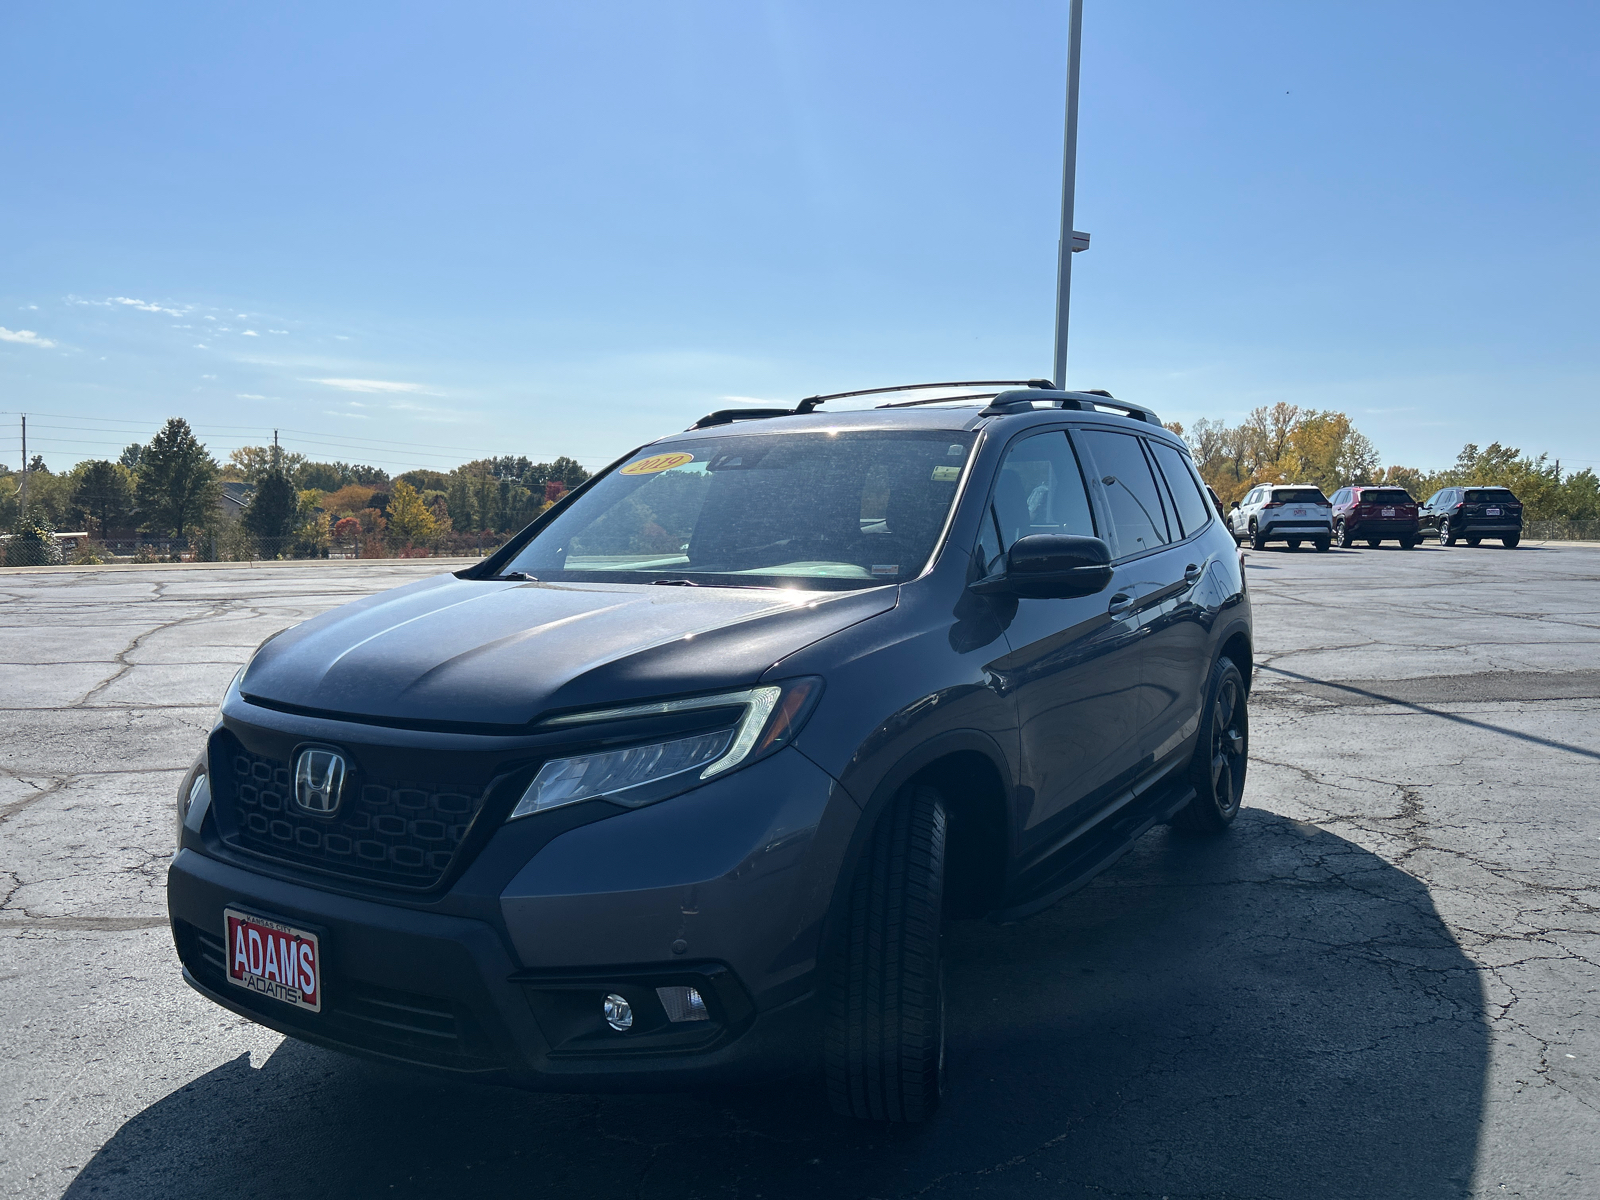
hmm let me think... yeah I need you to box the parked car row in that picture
[1227,483,1524,549]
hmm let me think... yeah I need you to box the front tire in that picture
[1439,518,1456,546]
[825,783,947,1122]
[1337,520,1355,548]
[1250,522,1266,551]
[1172,657,1249,833]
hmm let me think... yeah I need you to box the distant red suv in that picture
[1329,486,1421,549]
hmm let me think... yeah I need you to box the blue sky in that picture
[2,1,1596,478]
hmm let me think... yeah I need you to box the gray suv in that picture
[168,382,1253,1122]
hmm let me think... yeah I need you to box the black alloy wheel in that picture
[1173,657,1249,833]
[825,782,947,1122]
[1439,518,1456,546]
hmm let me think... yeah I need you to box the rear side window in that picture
[979,431,1096,575]
[1075,428,1172,558]
[1464,489,1518,503]
[1147,441,1211,537]
[1271,488,1327,504]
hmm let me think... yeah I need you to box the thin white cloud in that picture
[109,296,186,317]
[201,374,217,380]
[194,343,209,349]
[332,335,350,341]
[21,304,37,311]
[268,329,288,334]
[237,393,268,400]
[307,377,435,395]
[241,329,259,336]
[0,326,56,348]
[203,315,216,321]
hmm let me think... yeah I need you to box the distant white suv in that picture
[1228,484,1333,551]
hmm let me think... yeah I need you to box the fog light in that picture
[602,993,633,1031]
[656,985,709,1023]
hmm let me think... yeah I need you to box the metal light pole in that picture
[1051,0,1085,389]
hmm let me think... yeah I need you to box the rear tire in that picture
[825,783,947,1123]
[1502,533,1521,548]
[1400,536,1418,550]
[1366,539,1382,548]
[1172,657,1249,834]
[1287,539,1301,550]
[1466,537,1481,547]
[1314,537,1330,552]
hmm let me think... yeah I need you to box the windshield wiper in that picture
[651,578,702,587]
[494,571,537,581]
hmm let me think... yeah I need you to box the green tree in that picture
[70,460,138,536]
[242,452,300,550]
[445,472,479,531]
[227,445,307,486]
[136,418,221,539]
[119,443,144,470]
[385,480,437,547]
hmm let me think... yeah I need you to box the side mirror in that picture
[1230,501,1240,510]
[970,534,1113,600]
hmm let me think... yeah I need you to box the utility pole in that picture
[1052,0,1085,390]
[18,414,27,516]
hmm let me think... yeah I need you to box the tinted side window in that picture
[1076,428,1172,558]
[982,430,1096,573]
[1148,441,1210,537]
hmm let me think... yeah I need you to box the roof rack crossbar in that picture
[979,388,1160,424]
[690,407,795,429]
[795,379,1055,414]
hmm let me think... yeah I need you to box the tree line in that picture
[1172,403,1599,523]
[1,417,592,559]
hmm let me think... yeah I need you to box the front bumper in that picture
[168,746,856,1090]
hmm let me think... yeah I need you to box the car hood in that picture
[241,573,897,728]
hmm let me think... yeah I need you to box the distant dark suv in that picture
[1329,486,1420,548]
[167,382,1252,1123]
[1420,486,1523,548]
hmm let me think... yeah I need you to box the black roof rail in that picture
[795,379,1055,414]
[980,387,1159,424]
[690,407,795,429]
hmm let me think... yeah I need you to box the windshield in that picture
[1272,489,1327,504]
[500,429,977,590]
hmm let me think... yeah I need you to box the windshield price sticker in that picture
[225,909,321,1012]
[620,452,695,476]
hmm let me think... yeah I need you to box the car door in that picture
[976,428,1145,866]
[1073,427,1197,774]
[1140,438,1220,770]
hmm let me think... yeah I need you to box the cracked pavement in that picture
[2,545,1597,1198]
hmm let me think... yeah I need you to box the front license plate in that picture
[224,909,321,1012]
[1487,507,1501,515]
[1382,507,1396,516]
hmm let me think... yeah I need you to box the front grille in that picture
[177,922,496,1070]
[218,747,486,889]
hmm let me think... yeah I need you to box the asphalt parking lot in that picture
[3,543,1597,1199]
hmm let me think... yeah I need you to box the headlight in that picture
[177,770,210,847]
[509,678,822,821]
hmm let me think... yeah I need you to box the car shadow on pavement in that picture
[68,811,1487,1200]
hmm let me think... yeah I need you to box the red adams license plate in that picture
[224,909,322,1012]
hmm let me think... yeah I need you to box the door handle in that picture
[1107,592,1134,617]
[1183,563,1202,584]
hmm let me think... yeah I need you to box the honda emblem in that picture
[294,748,347,815]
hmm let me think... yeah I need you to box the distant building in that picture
[216,481,251,524]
